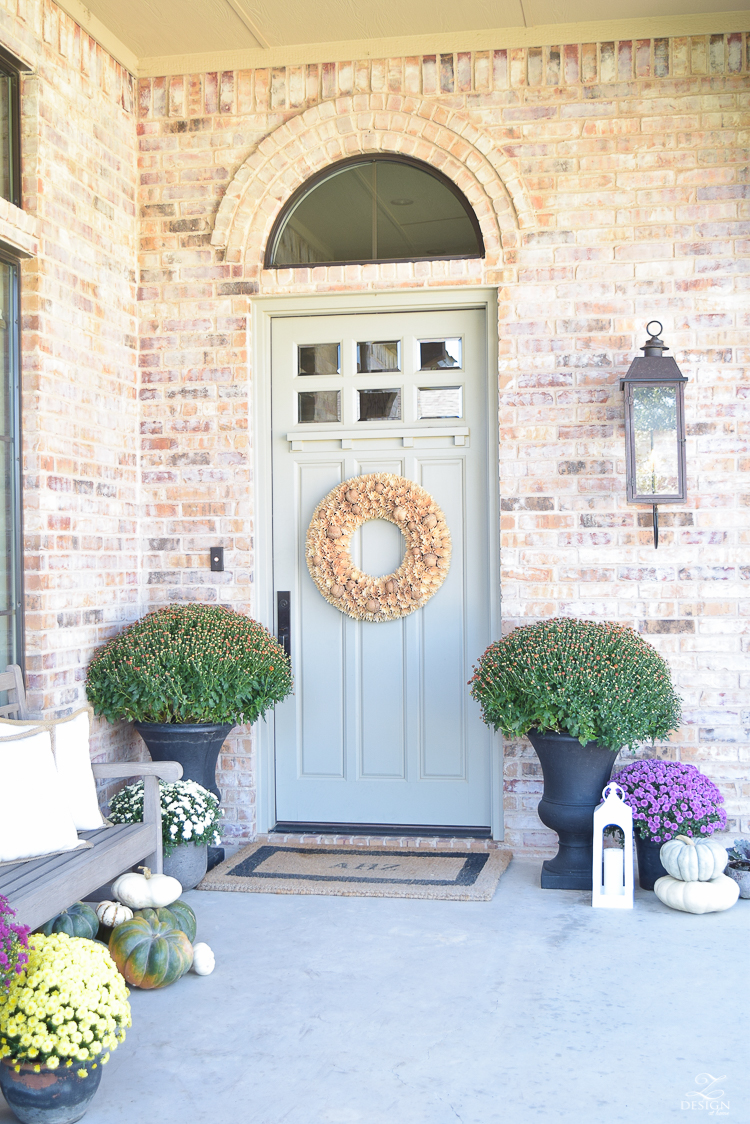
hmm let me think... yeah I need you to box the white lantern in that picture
[592,782,634,909]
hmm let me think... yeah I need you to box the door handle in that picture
[277,591,291,660]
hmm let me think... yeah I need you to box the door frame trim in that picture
[250,287,503,838]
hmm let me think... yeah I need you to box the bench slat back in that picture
[0,664,28,719]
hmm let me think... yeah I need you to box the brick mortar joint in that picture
[138,33,749,121]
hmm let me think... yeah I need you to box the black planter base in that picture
[541,858,595,891]
[529,729,617,892]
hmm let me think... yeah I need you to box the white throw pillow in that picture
[0,707,104,831]
[0,728,82,863]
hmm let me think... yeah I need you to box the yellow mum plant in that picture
[0,933,131,1076]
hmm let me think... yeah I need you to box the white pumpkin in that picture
[191,942,215,976]
[95,900,134,928]
[112,866,182,910]
[654,873,739,915]
[660,834,727,882]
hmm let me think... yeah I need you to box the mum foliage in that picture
[0,933,130,1072]
[0,896,28,991]
[612,759,727,842]
[470,617,682,751]
[108,779,222,857]
[85,604,292,725]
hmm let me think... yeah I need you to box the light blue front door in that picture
[271,307,494,829]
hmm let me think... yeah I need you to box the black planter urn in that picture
[634,834,669,891]
[134,722,233,801]
[528,729,617,890]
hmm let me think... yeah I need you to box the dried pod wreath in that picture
[306,473,452,622]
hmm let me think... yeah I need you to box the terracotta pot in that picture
[528,729,617,890]
[0,1057,103,1124]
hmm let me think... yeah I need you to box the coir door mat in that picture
[198,843,511,901]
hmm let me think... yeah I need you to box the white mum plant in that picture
[108,779,223,856]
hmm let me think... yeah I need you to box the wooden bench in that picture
[0,663,30,720]
[0,670,183,929]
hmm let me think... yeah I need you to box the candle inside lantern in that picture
[603,848,624,895]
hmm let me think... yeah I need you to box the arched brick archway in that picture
[210,94,536,274]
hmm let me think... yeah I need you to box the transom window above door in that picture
[267,156,484,268]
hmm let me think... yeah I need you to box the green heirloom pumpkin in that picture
[39,901,99,940]
[660,834,728,882]
[133,900,197,943]
[109,914,193,989]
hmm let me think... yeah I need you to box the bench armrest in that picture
[92,762,183,781]
[92,761,182,874]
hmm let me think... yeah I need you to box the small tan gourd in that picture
[95,900,134,928]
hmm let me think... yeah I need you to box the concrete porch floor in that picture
[2,858,746,1124]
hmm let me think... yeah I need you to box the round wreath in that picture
[305,473,452,622]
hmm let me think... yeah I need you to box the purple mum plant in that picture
[612,759,727,843]
[0,894,29,989]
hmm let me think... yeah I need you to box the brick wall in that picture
[0,0,139,766]
[4,4,747,849]
[137,32,750,848]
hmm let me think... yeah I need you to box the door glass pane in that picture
[417,386,463,419]
[298,343,340,375]
[298,390,341,423]
[357,388,401,422]
[632,385,679,496]
[419,338,462,370]
[356,341,400,372]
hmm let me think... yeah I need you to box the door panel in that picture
[359,618,405,779]
[419,459,466,780]
[298,460,344,778]
[272,308,493,829]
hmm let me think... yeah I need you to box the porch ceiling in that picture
[54,0,750,76]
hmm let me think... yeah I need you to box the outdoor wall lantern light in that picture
[621,321,687,548]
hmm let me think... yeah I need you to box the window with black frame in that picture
[0,251,21,670]
[0,46,20,206]
[266,156,484,268]
[0,44,24,672]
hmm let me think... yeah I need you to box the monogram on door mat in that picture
[199,843,512,901]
